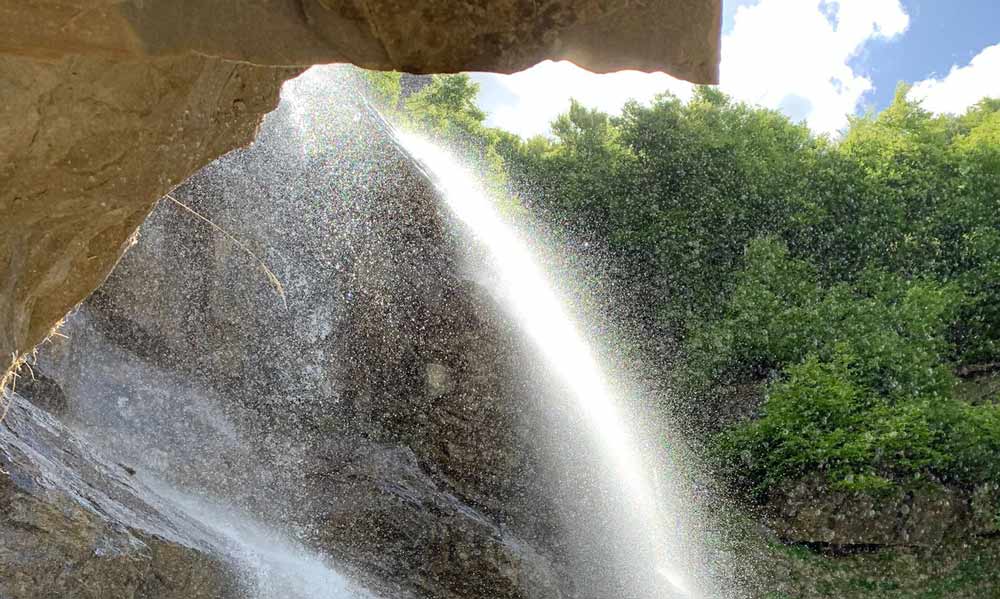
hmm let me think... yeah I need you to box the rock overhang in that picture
[0,0,721,386]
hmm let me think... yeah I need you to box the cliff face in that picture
[0,395,241,599]
[7,72,646,598]
[0,1,721,385]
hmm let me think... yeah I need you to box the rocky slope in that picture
[0,394,240,599]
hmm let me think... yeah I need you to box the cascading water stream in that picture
[144,481,372,599]
[13,65,720,599]
[392,133,702,598]
[276,65,718,598]
[36,310,375,599]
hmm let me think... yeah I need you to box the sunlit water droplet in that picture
[395,131,699,598]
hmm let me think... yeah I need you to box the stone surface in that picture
[32,303,569,599]
[0,1,721,389]
[8,367,68,415]
[0,4,722,596]
[0,53,299,389]
[767,476,1000,548]
[1,1,721,79]
[307,441,564,599]
[0,395,240,599]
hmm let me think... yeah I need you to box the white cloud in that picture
[910,43,1000,114]
[720,0,908,133]
[471,63,694,139]
[474,0,909,137]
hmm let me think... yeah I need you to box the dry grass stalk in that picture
[1,352,25,423]
[165,193,287,308]
[1,317,67,423]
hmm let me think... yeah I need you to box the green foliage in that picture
[700,236,994,496]
[403,74,487,140]
[717,351,1000,497]
[356,65,1000,501]
[689,237,964,390]
[360,70,402,111]
[359,71,521,208]
[503,85,999,364]
[492,84,1000,498]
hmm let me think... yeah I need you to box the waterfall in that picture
[14,64,724,599]
[36,310,375,599]
[392,132,706,598]
[146,482,372,599]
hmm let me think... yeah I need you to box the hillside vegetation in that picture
[366,71,1000,595]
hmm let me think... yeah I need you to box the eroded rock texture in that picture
[767,476,1000,548]
[1,0,721,78]
[0,396,240,599]
[0,1,720,385]
[0,54,299,384]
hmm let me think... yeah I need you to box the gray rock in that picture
[767,476,999,548]
[0,395,240,599]
[306,441,563,599]
[8,368,68,416]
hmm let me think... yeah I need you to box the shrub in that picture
[717,352,1000,498]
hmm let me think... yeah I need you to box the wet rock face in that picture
[767,476,1000,548]
[306,442,563,599]
[10,368,68,416]
[33,75,571,598]
[0,396,239,599]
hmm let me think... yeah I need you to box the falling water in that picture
[36,310,375,599]
[275,65,721,597]
[392,136,708,597]
[15,64,722,599]
[146,482,372,599]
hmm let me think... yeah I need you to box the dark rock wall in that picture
[0,396,241,599]
[29,71,578,599]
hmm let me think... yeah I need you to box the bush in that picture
[698,236,999,497]
[687,238,964,392]
[717,352,1000,498]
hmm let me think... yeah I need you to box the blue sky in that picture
[473,0,1000,138]
[849,0,1000,110]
